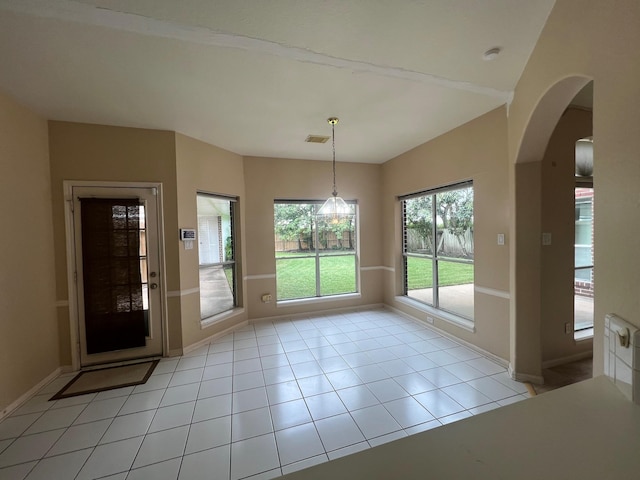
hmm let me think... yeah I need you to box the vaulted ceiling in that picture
[0,0,556,163]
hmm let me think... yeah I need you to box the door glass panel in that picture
[138,206,149,333]
[80,198,146,354]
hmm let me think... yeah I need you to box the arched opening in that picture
[510,75,593,384]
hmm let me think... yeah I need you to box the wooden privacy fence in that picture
[406,229,474,258]
[275,230,354,252]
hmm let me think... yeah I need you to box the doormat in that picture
[50,360,159,400]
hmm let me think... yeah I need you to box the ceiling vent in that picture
[305,135,330,144]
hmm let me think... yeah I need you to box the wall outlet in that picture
[426,316,434,324]
[261,293,272,303]
[564,322,571,334]
[497,233,505,246]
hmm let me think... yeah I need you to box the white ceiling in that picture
[0,0,556,164]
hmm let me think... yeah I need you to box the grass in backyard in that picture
[275,252,473,300]
[406,256,473,290]
[276,254,356,300]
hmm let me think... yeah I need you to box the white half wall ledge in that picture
[604,313,640,405]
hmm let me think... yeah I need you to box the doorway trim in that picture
[63,180,169,371]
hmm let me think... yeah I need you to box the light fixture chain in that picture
[332,121,337,196]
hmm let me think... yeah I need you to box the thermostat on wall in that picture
[179,228,196,241]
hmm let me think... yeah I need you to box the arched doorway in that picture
[509,75,593,384]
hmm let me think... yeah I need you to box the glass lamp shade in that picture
[575,139,594,177]
[318,195,351,222]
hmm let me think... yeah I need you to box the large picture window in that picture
[401,182,474,320]
[197,193,237,319]
[274,201,357,301]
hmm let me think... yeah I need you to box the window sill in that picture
[574,328,594,341]
[277,293,361,308]
[200,307,245,329]
[394,296,475,333]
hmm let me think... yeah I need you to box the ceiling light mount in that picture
[483,47,502,61]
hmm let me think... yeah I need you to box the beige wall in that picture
[382,107,510,361]
[48,122,183,362]
[0,93,59,413]
[541,108,593,363]
[243,156,383,319]
[6,0,639,413]
[508,0,640,376]
[175,133,247,346]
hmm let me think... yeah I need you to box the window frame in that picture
[196,192,238,321]
[574,185,594,333]
[274,199,359,302]
[400,181,474,321]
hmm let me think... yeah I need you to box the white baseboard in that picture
[1,366,72,421]
[508,364,545,385]
[542,351,593,369]
[250,303,385,325]
[182,303,385,353]
[182,320,249,355]
[385,304,509,369]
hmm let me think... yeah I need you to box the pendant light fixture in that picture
[318,117,351,223]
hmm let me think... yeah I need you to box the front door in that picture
[72,186,163,367]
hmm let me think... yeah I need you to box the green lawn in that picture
[276,254,356,300]
[275,253,472,300]
[406,256,473,290]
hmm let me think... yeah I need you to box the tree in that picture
[436,188,473,258]
[404,188,473,258]
[317,212,355,251]
[274,204,315,251]
[404,196,434,253]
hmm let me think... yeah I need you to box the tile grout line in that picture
[0,309,527,479]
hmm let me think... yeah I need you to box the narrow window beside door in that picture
[197,193,237,319]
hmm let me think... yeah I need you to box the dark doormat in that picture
[50,360,159,400]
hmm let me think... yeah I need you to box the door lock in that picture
[150,272,157,277]
[150,283,158,289]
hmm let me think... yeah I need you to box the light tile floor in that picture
[0,309,530,480]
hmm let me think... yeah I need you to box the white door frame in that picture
[63,180,169,371]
